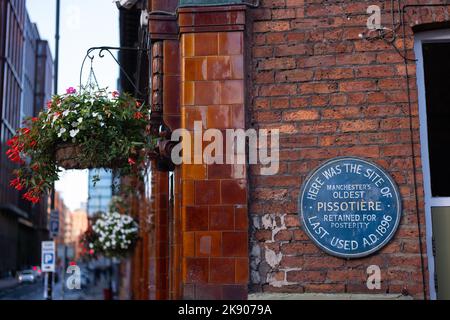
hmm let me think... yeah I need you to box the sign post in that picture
[299,157,401,258]
[42,241,55,299]
[50,210,59,238]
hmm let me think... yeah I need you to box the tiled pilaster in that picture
[179,6,249,300]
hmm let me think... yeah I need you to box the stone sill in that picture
[248,293,413,300]
[179,0,252,7]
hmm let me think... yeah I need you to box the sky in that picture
[26,0,120,211]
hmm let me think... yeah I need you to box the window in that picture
[422,42,450,197]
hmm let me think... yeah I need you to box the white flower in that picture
[97,114,103,120]
[62,110,70,117]
[71,122,78,127]
[92,112,98,117]
[77,117,83,123]
[57,127,66,137]
[100,122,105,127]
[122,216,132,224]
[69,129,79,137]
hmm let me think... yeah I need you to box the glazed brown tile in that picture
[202,130,227,164]
[207,105,231,129]
[222,232,247,257]
[163,114,181,132]
[177,133,207,165]
[184,57,207,81]
[231,164,246,179]
[163,75,180,114]
[195,180,221,205]
[182,81,195,106]
[184,206,208,231]
[194,284,223,300]
[218,32,243,55]
[183,232,195,257]
[207,56,231,80]
[195,231,222,257]
[220,80,243,105]
[208,164,233,179]
[194,33,218,56]
[182,284,195,299]
[183,105,207,130]
[156,225,168,245]
[222,284,247,300]
[210,258,235,284]
[221,179,247,204]
[209,206,234,231]
[234,206,248,231]
[235,258,249,284]
[195,81,220,105]
[164,40,180,75]
[194,12,233,28]
[230,55,244,80]
[230,104,245,129]
[182,164,206,180]
[182,34,195,57]
[182,180,195,206]
[179,14,194,30]
[184,258,208,283]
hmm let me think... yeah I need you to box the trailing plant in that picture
[90,211,139,258]
[6,87,156,203]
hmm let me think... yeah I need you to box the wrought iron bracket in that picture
[79,46,150,95]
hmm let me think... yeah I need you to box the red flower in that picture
[29,140,37,148]
[6,149,22,163]
[10,177,24,191]
[6,137,18,147]
[31,163,40,171]
[23,190,40,204]
[112,91,120,98]
[31,117,38,122]
[128,158,136,165]
[133,112,144,120]
[47,101,52,109]
[21,128,30,135]
[135,101,142,108]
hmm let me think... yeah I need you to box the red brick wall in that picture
[248,0,450,298]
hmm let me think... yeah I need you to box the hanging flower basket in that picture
[55,143,84,169]
[6,87,157,203]
[90,211,139,258]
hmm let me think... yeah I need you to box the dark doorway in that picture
[423,43,450,197]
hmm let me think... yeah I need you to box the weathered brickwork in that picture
[248,0,450,298]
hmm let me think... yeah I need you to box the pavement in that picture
[249,292,413,300]
[0,271,110,300]
[0,277,20,291]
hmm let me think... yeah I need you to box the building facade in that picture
[0,0,53,277]
[87,169,114,216]
[115,0,450,300]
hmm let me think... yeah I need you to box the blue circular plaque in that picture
[299,157,401,258]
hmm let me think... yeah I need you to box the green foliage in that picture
[6,88,157,203]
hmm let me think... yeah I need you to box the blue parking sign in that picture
[41,241,55,272]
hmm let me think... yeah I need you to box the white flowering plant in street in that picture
[7,87,157,203]
[91,211,139,258]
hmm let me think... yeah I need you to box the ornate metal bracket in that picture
[79,46,150,95]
